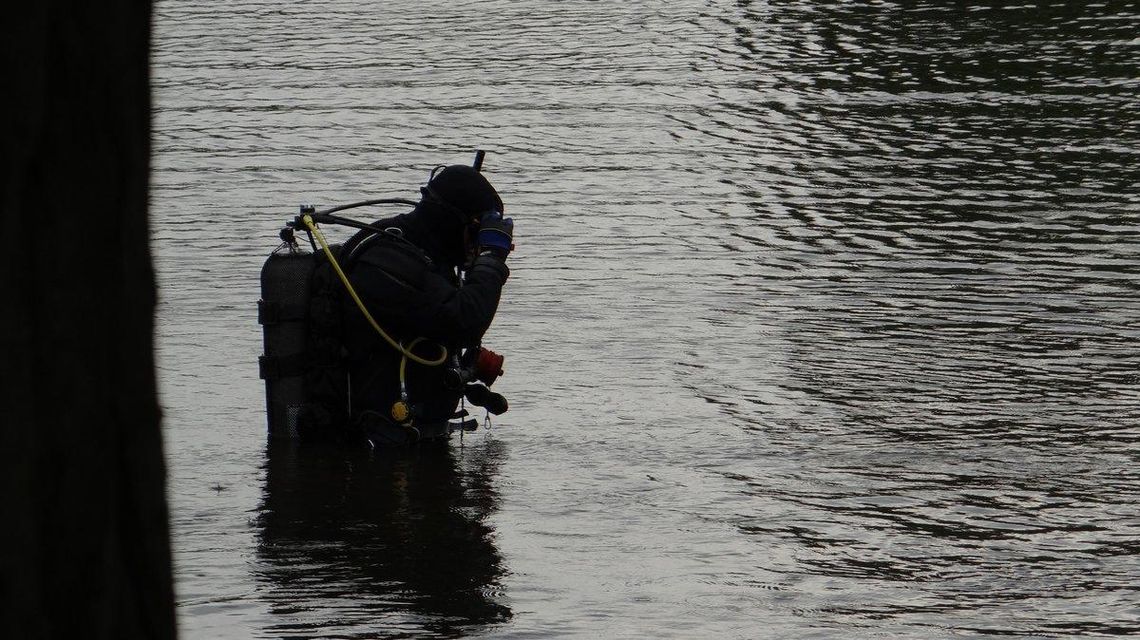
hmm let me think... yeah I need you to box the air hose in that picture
[301,214,448,367]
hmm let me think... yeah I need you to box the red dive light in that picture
[472,348,504,386]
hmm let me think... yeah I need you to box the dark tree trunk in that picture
[1,1,176,638]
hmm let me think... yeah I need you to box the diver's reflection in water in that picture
[255,439,511,638]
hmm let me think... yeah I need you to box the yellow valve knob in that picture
[391,401,411,423]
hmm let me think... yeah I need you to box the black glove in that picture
[477,211,514,259]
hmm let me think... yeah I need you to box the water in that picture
[152,1,1140,637]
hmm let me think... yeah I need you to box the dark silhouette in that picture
[1,1,175,638]
[340,165,513,445]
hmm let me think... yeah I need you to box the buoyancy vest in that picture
[258,223,438,440]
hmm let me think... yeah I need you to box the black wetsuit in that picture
[340,201,508,442]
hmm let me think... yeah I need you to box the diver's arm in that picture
[417,254,508,346]
[347,244,507,346]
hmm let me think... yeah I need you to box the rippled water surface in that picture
[153,1,1140,637]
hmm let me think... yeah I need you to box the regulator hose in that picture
[301,214,448,367]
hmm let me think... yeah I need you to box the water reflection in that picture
[254,440,510,638]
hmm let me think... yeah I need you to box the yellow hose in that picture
[302,215,448,367]
[400,338,423,387]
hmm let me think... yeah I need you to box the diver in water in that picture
[338,164,514,445]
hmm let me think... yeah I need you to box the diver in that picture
[337,164,514,445]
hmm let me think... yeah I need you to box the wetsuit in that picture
[340,200,509,443]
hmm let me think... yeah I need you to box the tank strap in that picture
[258,352,307,380]
[257,299,308,325]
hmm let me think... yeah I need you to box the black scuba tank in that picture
[258,244,349,439]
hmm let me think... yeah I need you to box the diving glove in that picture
[478,211,514,259]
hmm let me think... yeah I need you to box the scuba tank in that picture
[258,229,348,439]
[259,242,314,438]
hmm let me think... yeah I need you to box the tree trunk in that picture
[1,1,176,638]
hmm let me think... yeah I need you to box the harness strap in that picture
[258,353,307,380]
[257,299,308,325]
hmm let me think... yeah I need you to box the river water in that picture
[152,1,1140,638]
